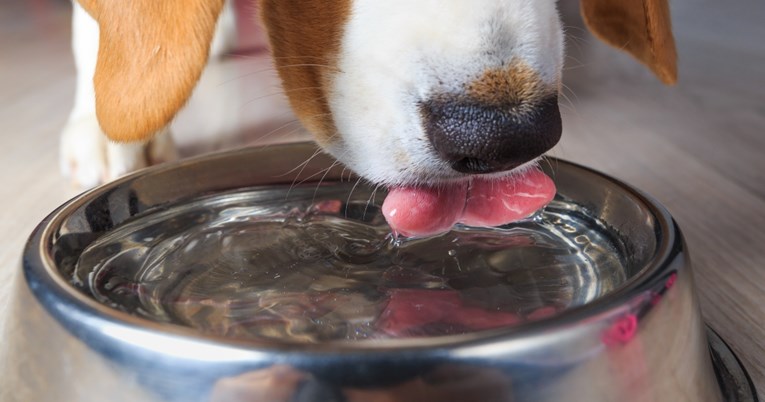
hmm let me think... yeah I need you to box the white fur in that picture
[61,1,236,188]
[326,0,563,187]
[64,0,562,189]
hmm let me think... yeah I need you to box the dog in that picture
[61,0,676,233]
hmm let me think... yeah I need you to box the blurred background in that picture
[1,0,763,395]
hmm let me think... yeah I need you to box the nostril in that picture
[451,158,498,174]
[421,95,562,175]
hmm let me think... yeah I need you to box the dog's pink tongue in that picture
[461,170,556,227]
[382,170,555,237]
[381,183,469,237]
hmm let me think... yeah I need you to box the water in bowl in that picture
[73,183,627,343]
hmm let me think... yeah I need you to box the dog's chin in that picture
[377,157,546,190]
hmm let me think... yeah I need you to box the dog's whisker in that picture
[560,82,579,103]
[294,164,338,187]
[262,124,308,144]
[563,31,590,47]
[546,139,568,168]
[340,166,349,183]
[541,155,557,179]
[562,26,592,41]
[561,24,594,56]
[550,156,559,179]
[252,119,304,143]
[345,177,365,218]
[280,127,340,190]
[279,147,323,178]
[291,140,343,193]
[312,160,342,203]
[559,85,582,119]
[241,86,325,107]
[285,148,326,198]
[247,110,334,144]
[562,57,593,71]
[558,102,578,116]
[269,55,332,61]
[218,63,340,86]
[557,93,579,117]
[363,183,381,221]
[299,143,343,197]
[562,24,589,34]
[218,67,280,85]
[256,124,309,145]
[223,52,298,60]
[274,63,340,71]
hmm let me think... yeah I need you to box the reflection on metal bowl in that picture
[0,142,757,402]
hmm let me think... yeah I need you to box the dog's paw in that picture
[60,115,177,188]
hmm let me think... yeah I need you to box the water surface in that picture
[74,184,626,343]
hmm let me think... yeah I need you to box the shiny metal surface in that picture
[1,142,756,401]
[710,328,759,402]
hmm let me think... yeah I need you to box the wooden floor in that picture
[1,0,764,396]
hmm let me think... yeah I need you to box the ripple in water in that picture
[73,184,627,343]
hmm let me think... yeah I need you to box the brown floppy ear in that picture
[77,0,225,142]
[580,0,678,85]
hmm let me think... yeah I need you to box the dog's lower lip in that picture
[391,159,543,189]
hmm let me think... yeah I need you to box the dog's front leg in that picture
[60,2,177,188]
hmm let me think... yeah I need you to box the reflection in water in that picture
[74,184,627,343]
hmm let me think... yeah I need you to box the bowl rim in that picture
[23,142,679,356]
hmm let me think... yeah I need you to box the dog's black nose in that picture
[420,96,562,174]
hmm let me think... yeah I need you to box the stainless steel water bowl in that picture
[3,142,757,402]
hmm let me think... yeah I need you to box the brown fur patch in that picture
[465,60,555,111]
[259,0,351,146]
[580,0,677,84]
[79,0,225,142]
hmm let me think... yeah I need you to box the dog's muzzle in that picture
[420,95,562,174]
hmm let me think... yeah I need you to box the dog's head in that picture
[80,0,676,187]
